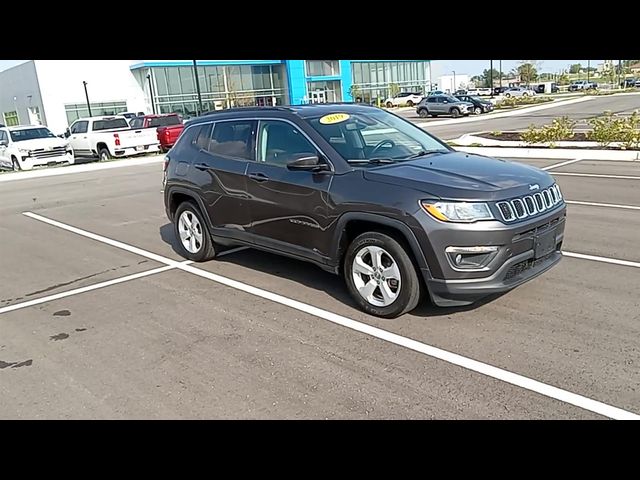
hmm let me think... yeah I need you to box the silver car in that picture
[503,87,536,97]
[416,95,473,118]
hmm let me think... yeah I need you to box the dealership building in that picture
[0,60,432,134]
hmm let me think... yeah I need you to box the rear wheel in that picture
[522,92,529,97]
[406,100,414,107]
[418,109,429,118]
[450,108,460,118]
[386,101,393,108]
[344,232,421,318]
[98,147,112,162]
[173,202,216,262]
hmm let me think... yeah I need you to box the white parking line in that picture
[0,263,191,316]
[565,200,640,211]
[552,172,640,180]
[21,211,640,420]
[562,251,640,269]
[542,158,583,171]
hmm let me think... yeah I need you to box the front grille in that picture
[30,147,67,159]
[496,183,563,223]
[504,251,556,280]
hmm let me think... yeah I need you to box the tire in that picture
[343,232,421,318]
[406,100,414,107]
[523,92,529,97]
[474,106,482,115]
[386,101,393,108]
[98,147,112,162]
[505,93,511,98]
[418,108,429,118]
[11,156,21,171]
[173,201,216,262]
[450,108,460,118]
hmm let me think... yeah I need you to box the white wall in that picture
[0,61,46,127]
[438,75,470,93]
[34,60,146,134]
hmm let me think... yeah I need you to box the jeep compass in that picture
[163,104,566,318]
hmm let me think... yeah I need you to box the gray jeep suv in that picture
[163,104,566,318]
[416,95,474,118]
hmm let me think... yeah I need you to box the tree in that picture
[517,61,539,84]
[348,84,362,102]
[389,83,400,98]
[480,68,501,87]
[569,63,582,74]
[470,75,483,86]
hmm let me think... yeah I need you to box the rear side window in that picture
[426,97,436,103]
[149,116,181,128]
[207,120,256,160]
[169,123,211,160]
[130,118,143,129]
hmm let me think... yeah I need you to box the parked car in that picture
[503,87,536,97]
[568,80,597,91]
[427,90,444,96]
[493,86,509,95]
[454,89,467,95]
[63,115,161,161]
[454,95,494,115]
[0,125,74,171]
[416,95,473,118]
[621,78,640,88]
[163,104,566,318]
[466,87,492,96]
[130,114,185,153]
[385,92,424,107]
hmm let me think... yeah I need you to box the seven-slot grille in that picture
[496,184,563,222]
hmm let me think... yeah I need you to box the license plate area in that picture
[135,145,144,151]
[534,228,557,259]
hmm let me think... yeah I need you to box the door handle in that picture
[248,172,269,182]
[194,163,209,171]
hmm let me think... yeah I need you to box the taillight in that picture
[163,156,170,172]
[114,133,121,146]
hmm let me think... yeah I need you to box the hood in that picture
[12,137,69,151]
[362,151,554,201]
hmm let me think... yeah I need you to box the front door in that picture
[245,119,333,261]
[68,120,91,156]
[309,90,327,104]
[189,120,256,238]
[0,130,10,168]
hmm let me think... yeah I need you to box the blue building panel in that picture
[285,60,308,105]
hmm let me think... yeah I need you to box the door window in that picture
[257,121,318,167]
[207,121,256,160]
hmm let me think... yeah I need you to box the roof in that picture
[5,124,49,131]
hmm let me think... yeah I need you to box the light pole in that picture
[192,60,203,115]
[452,70,456,93]
[587,59,591,84]
[499,60,502,89]
[147,73,156,114]
[82,81,92,117]
[490,60,494,97]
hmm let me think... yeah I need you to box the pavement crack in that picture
[23,265,133,298]
[49,333,70,341]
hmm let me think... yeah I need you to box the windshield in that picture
[9,128,56,142]
[307,109,451,164]
[93,118,129,131]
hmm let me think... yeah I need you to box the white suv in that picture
[385,92,424,107]
[0,125,74,171]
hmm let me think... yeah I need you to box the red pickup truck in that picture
[130,114,184,153]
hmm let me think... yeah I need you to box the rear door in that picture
[189,120,256,237]
[245,119,332,260]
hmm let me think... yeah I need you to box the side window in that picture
[207,120,256,161]
[130,118,142,129]
[426,97,436,103]
[169,123,209,160]
[258,120,318,167]
[0,130,6,143]
[74,121,88,134]
[70,122,80,134]
[194,123,213,151]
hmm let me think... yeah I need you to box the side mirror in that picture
[0,139,8,147]
[63,129,71,138]
[287,154,329,172]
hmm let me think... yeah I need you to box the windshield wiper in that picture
[402,150,446,160]
[348,158,397,165]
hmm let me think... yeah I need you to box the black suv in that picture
[163,104,566,318]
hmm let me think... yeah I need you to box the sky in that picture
[0,59,605,76]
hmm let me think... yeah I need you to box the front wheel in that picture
[474,106,482,115]
[450,108,460,118]
[12,156,21,171]
[344,232,421,318]
[505,93,511,98]
[98,147,112,162]
[522,92,529,97]
[418,109,429,118]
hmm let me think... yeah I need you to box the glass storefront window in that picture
[350,61,430,103]
[64,101,128,125]
[306,60,340,77]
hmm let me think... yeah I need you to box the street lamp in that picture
[193,60,203,115]
[452,70,456,93]
[490,60,494,97]
[82,81,92,117]
[147,73,156,114]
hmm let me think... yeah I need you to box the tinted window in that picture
[0,130,7,142]
[170,123,210,159]
[130,118,143,129]
[426,97,436,103]
[195,123,213,151]
[93,118,129,131]
[208,121,255,160]
[148,116,181,128]
[258,120,317,167]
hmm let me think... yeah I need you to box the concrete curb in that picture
[453,146,640,161]
[454,133,608,149]
[0,155,165,183]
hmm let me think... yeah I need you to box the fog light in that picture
[446,246,499,270]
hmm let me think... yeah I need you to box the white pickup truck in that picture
[64,115,161,161]
[0,125,74,171]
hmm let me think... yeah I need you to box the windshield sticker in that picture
[319,113,350,125]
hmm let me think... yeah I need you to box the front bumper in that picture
[21,153,74,170]
[414,205,567,307]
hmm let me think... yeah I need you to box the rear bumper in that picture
[113,143,161,157]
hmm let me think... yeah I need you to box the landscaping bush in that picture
[521,116,576,147]
[587,111,640,149]
[494,96,552,109]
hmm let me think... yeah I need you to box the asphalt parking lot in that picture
[1,154,639,419]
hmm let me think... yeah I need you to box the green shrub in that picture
[520,116,576,147]
[588,111,640,148]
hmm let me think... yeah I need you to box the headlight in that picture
[422,201,494,223]
[18,148,31,155]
